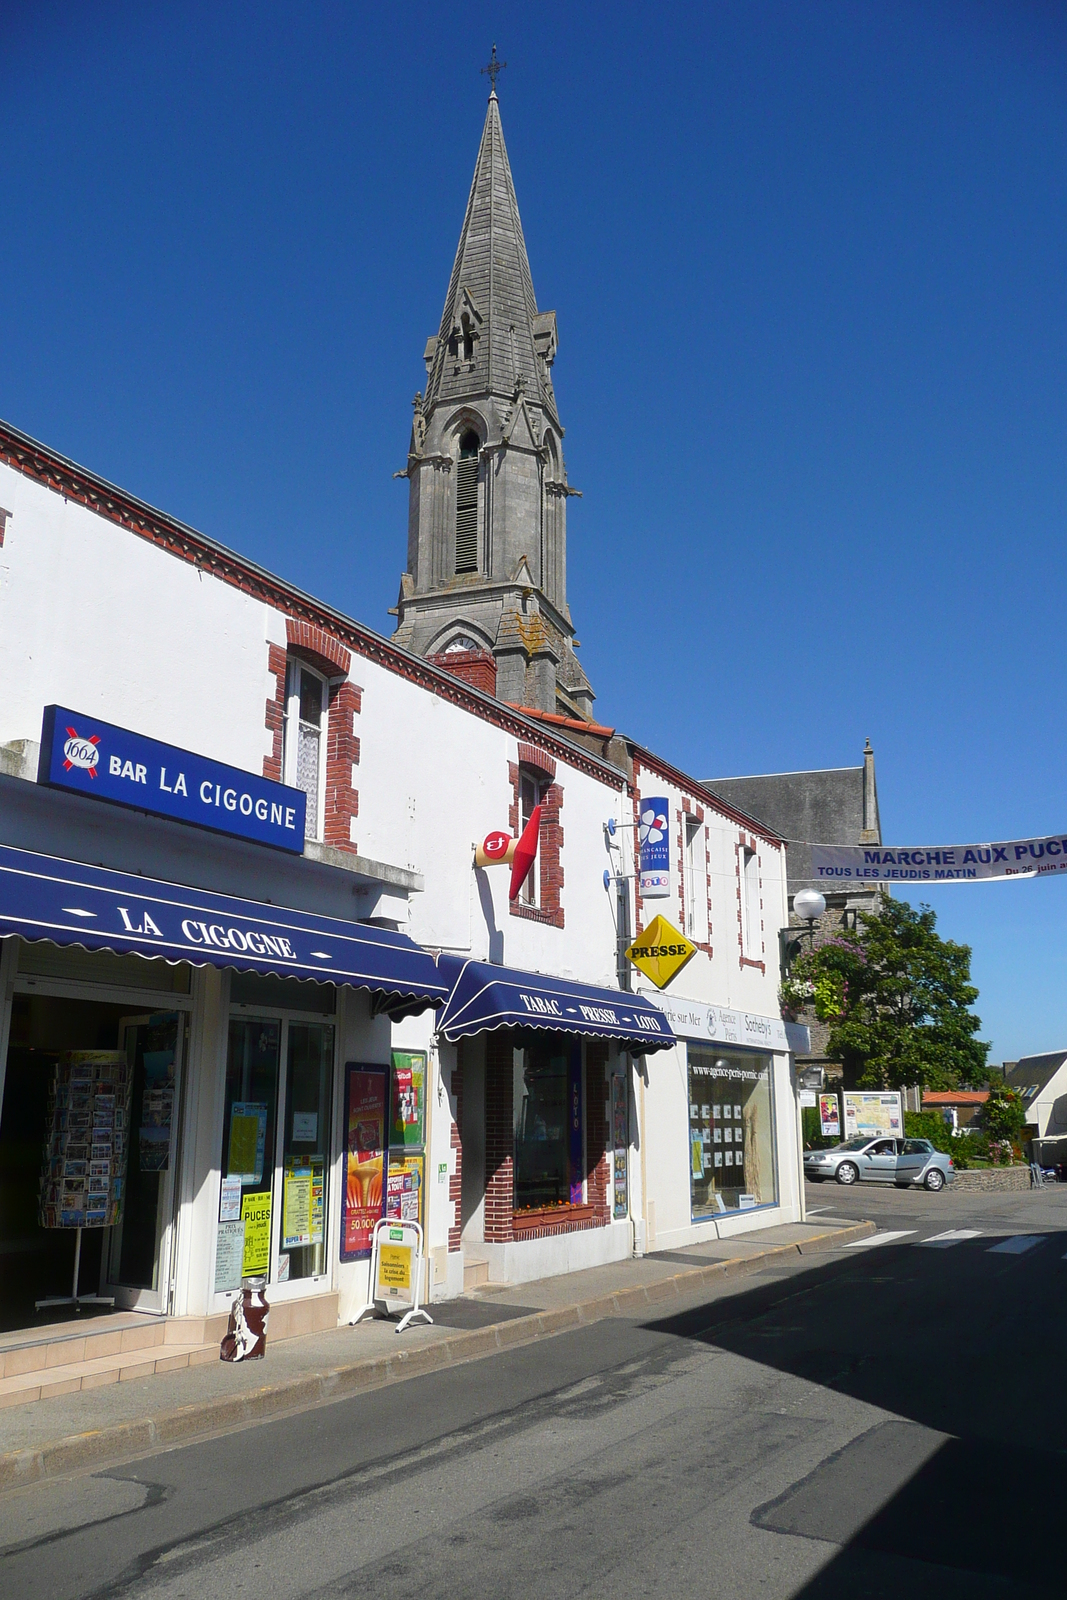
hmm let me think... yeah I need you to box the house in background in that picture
[1007,1053,1067,1152]
[922,1089,988,1133]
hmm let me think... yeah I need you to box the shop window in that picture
[281,1023,333,1282]
[518,769,542,906]
[512,1037,582,1212]
[741,846,761,957]
[217,1010,335,1291]
[687,1048,776,1215]
[283,661,328,841]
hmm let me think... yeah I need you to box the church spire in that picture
[423,91,556,422]
[391,79,594,723]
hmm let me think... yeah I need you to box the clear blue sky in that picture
[3,2,1066,1063]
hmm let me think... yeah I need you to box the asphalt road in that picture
[3,1181,1066,1600]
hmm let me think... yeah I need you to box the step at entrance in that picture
[0,1292,338,1408]
[462,1255,489,1290]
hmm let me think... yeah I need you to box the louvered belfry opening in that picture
[455,430,480,573]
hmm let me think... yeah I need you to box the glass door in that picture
[104,1012,185,1312]
[213,1013,335,1300]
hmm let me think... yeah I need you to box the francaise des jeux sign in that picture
[39,705,307,853]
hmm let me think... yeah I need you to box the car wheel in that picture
[924,1168,945,1192]
[836,1162,859,1186]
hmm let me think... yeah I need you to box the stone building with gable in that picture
[706,742,884,1078]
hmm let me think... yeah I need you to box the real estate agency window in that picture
[688,1048,777,1215]
[215,976,336,1294]
[283,660,328,841]
[741,845,761,957]
[519,768,542,905]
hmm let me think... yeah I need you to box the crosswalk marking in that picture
[844,1230,917,1249]
[987,1235,1042,1255]
[920,1229,982,1248]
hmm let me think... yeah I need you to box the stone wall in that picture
[951,1166,1032,1192]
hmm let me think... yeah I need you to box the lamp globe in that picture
[793,889,826,923]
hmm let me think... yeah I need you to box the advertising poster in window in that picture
[819,1094,841,1139]
[283,1157,325,1249]
[390,1051,427,1149]
[385,1153,424,1226]
[638,797,671,899]
[341,1065,387,1260]
[842,1091,902,1140]
[240,1191,272,1277]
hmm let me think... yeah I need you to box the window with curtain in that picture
[283,662,327,841]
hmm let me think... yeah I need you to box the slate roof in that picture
[1008,1052,1067,1092]
[704,749,879,897]
[424,93,547,411]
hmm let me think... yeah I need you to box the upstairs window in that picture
[455,431,480,574]
[741,846,761,957]
[283,662,328,841]
[519,769,542,906]
[684,817,704,940]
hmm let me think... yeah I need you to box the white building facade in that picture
[0,421,804,1339]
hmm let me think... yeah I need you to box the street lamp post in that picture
[778,888,826,977]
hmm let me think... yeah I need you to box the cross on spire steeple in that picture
[481,43,506,96]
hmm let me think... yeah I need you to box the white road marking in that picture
[843,1231,917,1249]
[987,1235,1042,1255]
[920,1229,982,1248]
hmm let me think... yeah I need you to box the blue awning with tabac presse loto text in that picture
[434,955,677,1054]
[0,842,449,1014]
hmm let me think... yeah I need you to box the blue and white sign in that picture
[638,795,671,899]
[39,705,307,854]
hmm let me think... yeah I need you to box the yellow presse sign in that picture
[625,915,697,990]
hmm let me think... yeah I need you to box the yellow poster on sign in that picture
[378,1243,412,1293]
[241,1191,272,1277]
[625,914,697,990]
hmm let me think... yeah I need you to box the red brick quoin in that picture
[263,626,362,852]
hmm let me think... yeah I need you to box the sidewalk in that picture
[0,1215,873,1492]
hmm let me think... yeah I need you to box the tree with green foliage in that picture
[786,894,987,1092]
[978,1080,1026,1142]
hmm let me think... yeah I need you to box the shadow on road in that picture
[646,1231,1064,1596]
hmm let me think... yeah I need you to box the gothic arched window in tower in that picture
[455,430,480,574]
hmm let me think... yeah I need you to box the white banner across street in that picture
[811,833,1067,884]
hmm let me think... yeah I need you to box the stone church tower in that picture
[390,89,595,721]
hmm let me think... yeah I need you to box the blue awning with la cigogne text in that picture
[0,842,448,1013]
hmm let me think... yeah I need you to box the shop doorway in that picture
[103,1012,185,1313]
[0,990,185,1331]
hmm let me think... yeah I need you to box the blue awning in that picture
[0,843,448,1015]
[435,955,676,1054]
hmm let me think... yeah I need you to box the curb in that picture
[0,1219,874,1492]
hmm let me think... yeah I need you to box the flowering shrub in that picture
[813,972,846,1020]
[779,976,813,1021]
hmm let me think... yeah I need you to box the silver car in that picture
[804,1135,955,1191]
